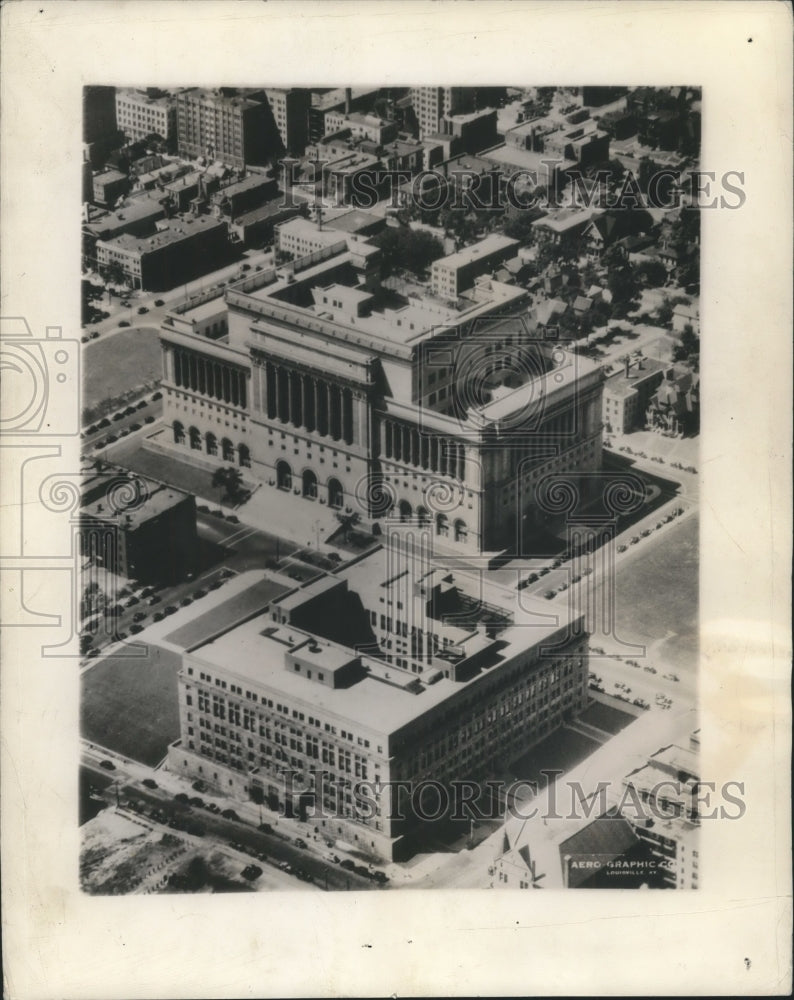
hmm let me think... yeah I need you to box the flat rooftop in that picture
[603,358,668,397]
[532,207,597,233]
[81,481,189,530]
[164,576,290,651]
[179,295,227,324]
[432,234,518,271]
[476,348,601,423]
[216,173,274,198]
[100,215,226,253]
[116,87,173,108]
[177,87,261,111]
[484,143,576,174]
[238,245,525,352]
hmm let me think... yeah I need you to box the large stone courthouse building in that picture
[157,220,605,557]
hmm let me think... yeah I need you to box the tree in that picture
[211,466,244,505]
[335,510,361,544]
[673,324,700,370]
[374,227,444,278]
[503,213,537,245]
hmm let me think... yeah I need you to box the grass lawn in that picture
[83,326,162,410]
[105,434,221,498]
[613,513,698,672]
[81,643,182,766]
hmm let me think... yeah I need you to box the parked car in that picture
[142,778,157,789]
[137,306,149,315]
[153,611,164,622]
[118,320,130,328]
[154,299,164,307]
[148,595,161,605]
[132,612,146,622]
[129,624,144,635]
[188,796,205,808]
[206,802,220,814]
[294,837,308,849]
[221,808,240,821]
[278,861,292,872]
[99,759,115,771]
[164,605,177,615]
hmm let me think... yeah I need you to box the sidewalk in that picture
[105,425,361,554]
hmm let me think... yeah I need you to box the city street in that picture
[81,759,382,893]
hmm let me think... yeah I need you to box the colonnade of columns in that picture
[171,347,248,409]
[252,358,357,446]
[381,419,466,481]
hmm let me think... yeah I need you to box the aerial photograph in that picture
[79,83,702,893]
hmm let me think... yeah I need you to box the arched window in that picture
[454,518,467,543]
[189,426,201,450]
[238,443,251,468]
[206,431,217,456]
[416,505,430,526]
[302,468,318,500]
[398,500,412,523]
[173,420,185,445]
[327,478,344,509]
[221,437,234,462]
[437,513,449,537]
[276,460,292,491]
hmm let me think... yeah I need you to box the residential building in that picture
[92,169,129,208]
[410,87,476,138]
[264,88,310,155]
[622,734,701,889]
[645,366,699,436]
[211,174,279,219]
[227,201,304,249]
[115,88,177,144]
[584,209,654,260]
[531,208,597,251]
[492,726,700,890]
[672,301,698,334]
[83,85,117,144]
[96,215,228,291]
[324,110,398,146]
[79,475,198,584]
[176,88,272,169]
[439,107,498,155]
[308,88,384,144]
[602,354,668,434]
[430,234,519,299]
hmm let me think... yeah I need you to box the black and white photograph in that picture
[78,81,704,895]
[1,3,790,997]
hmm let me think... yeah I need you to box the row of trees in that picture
[373,227,445,279]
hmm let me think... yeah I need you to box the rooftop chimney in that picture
[345,88,352,115]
